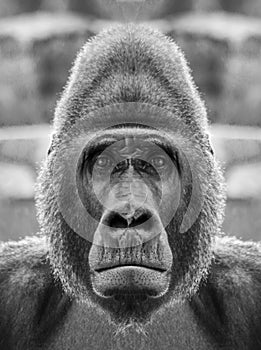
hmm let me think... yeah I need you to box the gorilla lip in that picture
[89,228,173,300]
[91,265,171,298]
[94,263,168,273]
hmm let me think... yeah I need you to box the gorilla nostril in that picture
[102,209,153,229]
[129,211,152,227]
[102,211,128,228]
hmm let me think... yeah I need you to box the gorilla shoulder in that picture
[191,235,261,347]
[0,236,70,349]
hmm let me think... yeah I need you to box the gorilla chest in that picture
[46,302,216,350]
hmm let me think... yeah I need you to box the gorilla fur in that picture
[0,24,261,350]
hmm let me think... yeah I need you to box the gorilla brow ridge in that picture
[82,132,180,174]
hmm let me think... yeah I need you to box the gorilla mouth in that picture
[94,263,167,273]
[91,265,171,298]
[89,220,173,300]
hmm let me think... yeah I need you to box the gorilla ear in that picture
[47,146,53,156]
[47,140,54,156]
[206,138,214,156]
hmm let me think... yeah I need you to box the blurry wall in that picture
[0,0,260,242]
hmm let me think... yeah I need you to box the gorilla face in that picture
[37,105,223,328]
[81,126,179,321]
[36,24,225,331]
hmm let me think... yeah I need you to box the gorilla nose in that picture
[93,207,162,248]
[102,209,152,229]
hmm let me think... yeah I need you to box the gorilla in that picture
[0,24,261,350]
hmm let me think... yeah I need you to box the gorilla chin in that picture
[91,265,171,326]
[89,228,173,325]
[92,265,170,318]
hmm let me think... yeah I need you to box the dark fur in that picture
[0,24,261,349]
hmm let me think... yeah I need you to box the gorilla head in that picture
[36,24,225,331]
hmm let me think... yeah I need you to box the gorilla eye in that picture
[95,156,112,169]
[150,156,167,169]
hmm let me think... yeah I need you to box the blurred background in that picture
[0,0,260,242]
